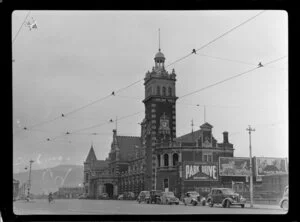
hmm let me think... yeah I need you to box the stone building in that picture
[57,186,85,199]
[84,47,236,198]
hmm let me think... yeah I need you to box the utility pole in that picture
[246,125,255,208]
[27,160,34,200]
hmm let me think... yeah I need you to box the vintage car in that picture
[279,185,288,211]
[124,192,135,200]
[137,191,151,203]
[160,191,180,205]
[150,190,163,204]
[183,191,206,206]
[117,194,124,200]
[78,193,88,199]
[98,192,109,199]
[206,188,246,208]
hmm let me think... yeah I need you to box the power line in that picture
[48,110,143,142]
[165,10,266,68]
[12,11,31,44]
[197,53,257,66]
[15,11,266,133]
[178,55,286,100]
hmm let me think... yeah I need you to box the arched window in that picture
[173,153,179,166]
[157,155,161,167]
[164,153,169,166]
[162,87,166,96]
[157,86,161,95]
[168,87,172,96]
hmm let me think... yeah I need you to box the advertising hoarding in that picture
[183,162,218,181]
[255,157,288,176]
[219,157,251,176]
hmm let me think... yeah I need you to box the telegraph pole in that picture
[27,160,34,200]
[246,125,255,208]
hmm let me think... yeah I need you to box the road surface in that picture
[13,199,286,215]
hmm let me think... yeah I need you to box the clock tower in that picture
[142,48,178,190]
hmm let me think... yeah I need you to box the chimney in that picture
[223,131,229,144]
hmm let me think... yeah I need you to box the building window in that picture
[173,153,179,166]
[164,178,169,189]
[164,153,169,166]
[157,155,161,167]
[85,173,89,182]
[203,153,213,162]
[162,87,166,96]
[157,86,161,95]
[168,87,172,96]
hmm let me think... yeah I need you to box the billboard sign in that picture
[183,162,218,181]
[219,157,251,176]
[255,157,288,176]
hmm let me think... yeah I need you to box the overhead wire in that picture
[15,10,266,134]
[178,55,287,100]
[12,11,31,44]
[165,10,266,68]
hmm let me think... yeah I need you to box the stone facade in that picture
[83,48,238,198]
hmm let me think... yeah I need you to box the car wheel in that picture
[176,202,179,205]
[241,204,245,208]
[166,200,169,205]
[225,200,231,208]
[282,200,288,211]
[193,201,197,206]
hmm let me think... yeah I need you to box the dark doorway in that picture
[105,183,114,198]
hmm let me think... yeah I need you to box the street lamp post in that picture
[246,125,255,208]
[26,160,34,200]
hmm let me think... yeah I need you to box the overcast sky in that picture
[12,10,288,173]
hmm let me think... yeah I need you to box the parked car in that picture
[279,185,288,211]
[78,193,87,199]
[161,191,180,205]
[98,193,109,199]
[117,194,124,200]
[150,190,163,204]
[137,191,151,204]
[124,192,135,200]
[206,188,246,208]
[183,191,206,206]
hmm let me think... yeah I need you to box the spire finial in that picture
[158,28,161,52]
[115,116,118,131]
[191,119,194,133]
[204,105,206,123]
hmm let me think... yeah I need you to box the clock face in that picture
[161,121,168,128]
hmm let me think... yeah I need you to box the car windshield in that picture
[221,189,235,195]
[188,192,199,197]
[165,192,175,197]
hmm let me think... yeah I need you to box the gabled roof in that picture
[200,122,213,129]
[116,136,142,161]
[93,160,109,170]
[175,129,202,143]
[85,145,97,162]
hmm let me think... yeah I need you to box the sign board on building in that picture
[183,162,218,181]
[255,157,288,176]
[219,157,251,176]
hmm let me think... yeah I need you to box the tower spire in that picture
[158,28,161,52]
[204,105,206,123]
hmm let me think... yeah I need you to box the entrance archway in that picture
[104,183,114,198]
